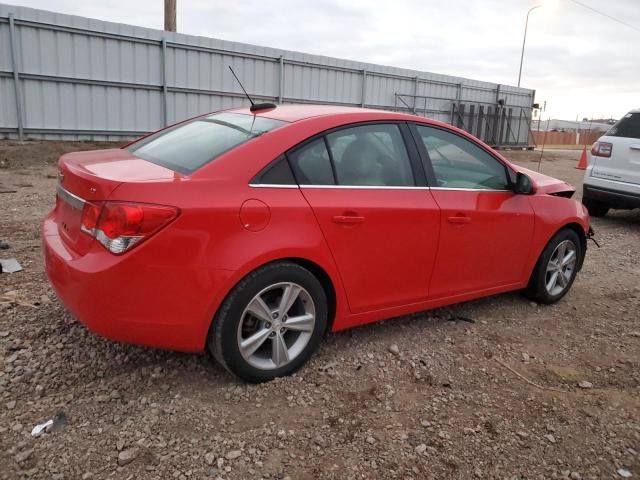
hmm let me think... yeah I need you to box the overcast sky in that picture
[10,0,640,120]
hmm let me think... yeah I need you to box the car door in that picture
[410,123,535,298]
[288,122,441,314]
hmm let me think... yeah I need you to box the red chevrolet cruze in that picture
[43,105,590,382]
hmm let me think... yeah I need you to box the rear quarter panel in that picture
[111,178,349,339]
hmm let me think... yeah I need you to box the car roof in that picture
[226,104,418,123]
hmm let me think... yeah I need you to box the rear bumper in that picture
[42,213,234,352]
[583,183,640,209]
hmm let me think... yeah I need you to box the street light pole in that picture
[517,5,541,87]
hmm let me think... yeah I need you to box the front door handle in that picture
[447,215,471,224]
[332,214,365,225]
[630,144,640,150]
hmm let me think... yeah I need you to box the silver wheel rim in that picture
[237,282,316,370]
[545,240,577,296]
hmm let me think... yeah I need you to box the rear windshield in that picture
[128,112,287,174]
[606,112,640,139]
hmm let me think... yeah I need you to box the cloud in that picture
[9,0,640,119]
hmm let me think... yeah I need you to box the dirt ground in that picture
[0,141,638,480]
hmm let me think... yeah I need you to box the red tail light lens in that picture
[591,141,612,158]
[80,201,178,254]
[99,204,145,239]
[81,203,101,231]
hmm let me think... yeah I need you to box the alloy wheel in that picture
[237,282,316,370]
[545,240,577,296]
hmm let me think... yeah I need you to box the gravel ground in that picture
[0,141,638,480]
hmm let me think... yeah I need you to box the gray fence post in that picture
[8,14,24,141]
[361,69,367,107]
[413,76,419,110]
[161,37,169,126]
[494,84,502,147]
[526,89,536,146]
[450,83,462,125]
[278,55,284,104]
[516,109,523,146]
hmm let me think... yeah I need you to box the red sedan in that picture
[43,105,590,382]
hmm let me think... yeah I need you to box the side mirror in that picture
[514,172,534,195]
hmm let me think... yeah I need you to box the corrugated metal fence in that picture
[0,3,535,145]
[530,130,601,147]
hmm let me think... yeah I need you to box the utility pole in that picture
[164,0,176,32]
[518,5,541,87]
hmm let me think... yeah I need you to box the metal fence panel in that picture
[0,2,535,145]
[0,76,18,127]
[0,21,11,70]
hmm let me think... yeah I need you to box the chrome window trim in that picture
[430,187,512,192]
[56,183,86,209]
[248,184,299,189]
[301,185,430,190]
[247,184,513,192]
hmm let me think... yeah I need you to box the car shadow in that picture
[324,290,527,350]
[26,305,239,394]
[594,209,640,226]
[37,289,533,392]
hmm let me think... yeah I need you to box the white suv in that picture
[583,109,640,217]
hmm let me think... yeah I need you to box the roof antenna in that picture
[228,66,276,113]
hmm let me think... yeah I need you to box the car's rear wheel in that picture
[208,262,327,383]
[525,228,582,304]
[582,197,609,217]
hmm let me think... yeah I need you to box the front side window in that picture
[326,124,415,186]
[128,113,287,174]
[415,125,509,190]
[607,112,640,139]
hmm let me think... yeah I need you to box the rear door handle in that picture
[630,144,640,150]
[447,215,471,224]
[332,214,365,225]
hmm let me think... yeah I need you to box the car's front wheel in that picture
[208,262,327,383]
[525,228,582,304]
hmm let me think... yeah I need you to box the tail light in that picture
[80,201,178,254]
[591,141,612,158]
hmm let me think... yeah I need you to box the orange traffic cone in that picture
[576,146,588,170]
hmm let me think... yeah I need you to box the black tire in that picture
[524,228,582,305]
[208,261,327,383]
[582,197,609,217]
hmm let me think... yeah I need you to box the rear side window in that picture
[252,156,296,185]
[607,112,640,139]
[326,124,415,186]
[288,138,336,185]
[128,113,286,174]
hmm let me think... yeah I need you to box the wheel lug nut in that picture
[283,315,287,321]
[265,322,271,328]
[272,312,279,319]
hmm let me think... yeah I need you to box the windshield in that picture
[128,112,287,174]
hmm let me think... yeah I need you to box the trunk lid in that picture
[55,149,179,255]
